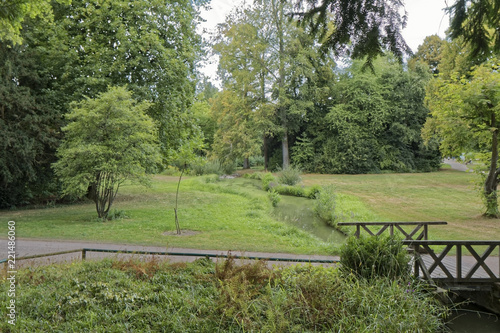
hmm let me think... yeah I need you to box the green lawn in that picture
[1,169,498,256]
[303,169,500,241]
[1,175,334,255]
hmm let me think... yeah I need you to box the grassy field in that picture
[1,168,499,256]
[1,175,334,255]
[303,169,500,241]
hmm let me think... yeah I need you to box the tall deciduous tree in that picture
[53,86,161,219]
[211,90,263,164]
[424,60,500,216]
[408,35,445,75]
[0,0,70,44]
[213,0,323,168]
[50,0,204,162]
[0,15,65,208]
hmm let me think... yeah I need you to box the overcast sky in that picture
[198,0,451,82]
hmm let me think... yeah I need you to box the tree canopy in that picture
[50,0,203,161]
[293,0,412,69]
[0,0,204,207]
[447,0,500,61]
[53,86,161,219]
[0,0,70,44]
[424,59,500,216]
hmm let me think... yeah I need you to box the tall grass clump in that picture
[340,235,410,280]
[277,166,302,186]
[214,258,448,332]
[313,185,337,226]
[262,172,277,191]
[268,189,281,207]
[188,158,237,176]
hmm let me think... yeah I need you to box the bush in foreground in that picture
[0,258,448,332]
[340,235,410,280]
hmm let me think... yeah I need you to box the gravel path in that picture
[0,238,339,268]
[443,158,469,172]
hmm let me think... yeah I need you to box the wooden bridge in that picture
[338,222,500,314]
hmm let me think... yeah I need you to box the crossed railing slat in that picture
[337,221,447,240]
[338,222,500,284]
[403,240,500,283]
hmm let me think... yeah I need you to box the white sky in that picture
[198,0,451,82]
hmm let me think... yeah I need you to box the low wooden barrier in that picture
[337,221,447,240]
[402,240,500,283]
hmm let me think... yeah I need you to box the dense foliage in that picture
[0,258,449,332]
[291,58,441,174]
[211,1,440,174]
[0,19,65,207]
[0,0,204,208]
[293,0,411,70]
[53,86,161,219]
[0,0,70,44]
[447,0,500,61]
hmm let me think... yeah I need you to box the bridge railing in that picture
[337,221,447,240]
[402,240,500,283]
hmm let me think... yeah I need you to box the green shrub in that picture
[189,158,209,176]
[277,166,302,186]
[189,158,236,176]
[268,189,281,207]
[262,173,276,191]
[306,185,322,199]
[340,235,410,280]
[313,185,337,226]
[272,184,306,197]
[203,174,220,183]
[243,172,264,180]
[221,160,237,175]
[203,160,224,175]
[250,155,265,166]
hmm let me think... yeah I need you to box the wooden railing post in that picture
[82,249,86,261]
[456,244,462,280]
[414,244,420,277]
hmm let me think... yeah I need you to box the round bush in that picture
[340,235,410,280]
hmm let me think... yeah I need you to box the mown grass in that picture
[0,258,449,332]
[1,176,335,255]
[303,169,500,241]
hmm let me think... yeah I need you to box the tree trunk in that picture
[484,115,499,217]
[243,158,250,169]
[263,135,268,171]
[275,0,289,169]
[282,131,289,169]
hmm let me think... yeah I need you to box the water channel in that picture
[272,194,346,244]
[446,305,500,332]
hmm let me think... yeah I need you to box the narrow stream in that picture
[446,305,500,332]
[272,194,346,243]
